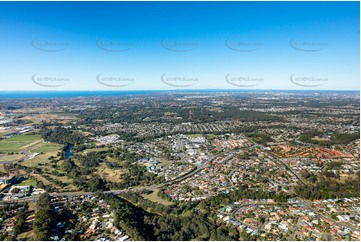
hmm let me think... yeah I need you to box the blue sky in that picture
[0,1,359,90]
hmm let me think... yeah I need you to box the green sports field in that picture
[0,135,42,152]
[14,179,37,187]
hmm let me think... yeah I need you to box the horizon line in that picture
[0,89,360,92]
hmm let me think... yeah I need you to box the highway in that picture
[158,155,215,188]
[246,137,308,185]
[3,136,358,238]
[2,154,218,202]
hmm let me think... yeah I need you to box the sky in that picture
[0,1,359,91]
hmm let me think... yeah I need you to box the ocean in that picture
[0,90,358,99]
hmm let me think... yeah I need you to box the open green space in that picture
[82,147,109,154]
[188,133,217,139]
[0,135,42,152]
[32,142,62,153]
[142,189,173,206]
[187,134,204,138]
[15,178,36,187]
[0,153,25,162]
[21,152,59,167]
[0,131,11,136]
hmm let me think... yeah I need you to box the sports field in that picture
[0,135,42,152]
[14,179,37,187]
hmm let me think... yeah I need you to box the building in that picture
[0,177,9,184]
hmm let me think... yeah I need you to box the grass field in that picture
[19,139,61,167]
[96,163,124,183]
[32,142,62,153]
[29,173,52,186]
[17,230,34,241]
[0,153,25,162]
[21,150,59,167]
[48,173,77,191]
[142,189,173,206]
[0,131,11,136]
[187,133,216,139]
[0,135,42,152]
[205,134,217,139]
[15,179,36,187]
[187,134,204,138]
[82,147,109,154]
[9,137,74,192]
[312,136,331,142]
[157,158,172,167]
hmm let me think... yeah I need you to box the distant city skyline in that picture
[0,1,359,90]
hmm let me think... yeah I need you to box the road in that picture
[239,138,360,233]
[246,137,308,186]
[288,225,298,240]
[2,137,301,202]
[269,153,307,185]
[300,198,359,232]
[231,199,359,238]
[339,119,358,133]
[3,154,218,202]
[230,201,297,232]
[4,135,358,239]
[1,137,275,203]
[158,155,215,188]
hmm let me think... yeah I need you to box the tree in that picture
[33,193,52,240]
